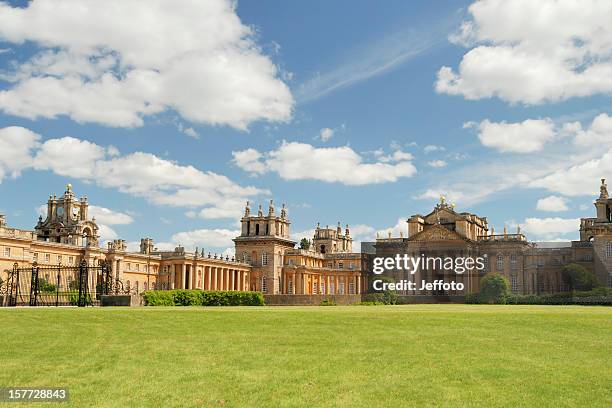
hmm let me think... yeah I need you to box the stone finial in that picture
[503,226,508,236]
[345,224,350,236]
[245,201,251,216]
[268,199,274,216]
[66,183,72,192]
[400,231,404,238]
[388,230,392,238]
[517,225,521,234]
[316,222,320,229]
[440,195,446,205]
[337,221,341,233]
[600,178,608,199]
[281,203,287,219]
[258,204,263,217]
[376,231,380,239]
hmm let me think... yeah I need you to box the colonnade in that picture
[282,271,363,295]
[167,263,250,291]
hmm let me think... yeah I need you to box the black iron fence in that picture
[0,260,133,307]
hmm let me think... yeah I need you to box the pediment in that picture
[423,208,463,224]
[409,224,468,242]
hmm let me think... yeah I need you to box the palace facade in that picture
[1,180,611,298]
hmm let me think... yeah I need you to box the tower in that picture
[312,222,353,254]
[34,184,99,247]
[233,200,295,293]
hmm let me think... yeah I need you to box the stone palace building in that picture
[1,181,611,298]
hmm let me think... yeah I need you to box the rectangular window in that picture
[338,262,344,269]
[537,258,545,267]
[68,256,74,265]
[608,273,612,288]
[287,280,293,294]
[33,252,38,262]
[4,247,11,258]
[320,282,325,294]
[607,242,612,259]
[510,254,517,270]
[262,252,268,266]
[136,264,140,271]
[58,255,62,264]
[349,262,354,270]
[44,253,50,263]
[312,282,317,294]
[327,262,332,268]
[483,256,489,271]
[496,255,504,271]
[349,282,355,294]
[261,276,267,293]
[330,283,335,294]
[510,275,518,293]
[339,282,345,295]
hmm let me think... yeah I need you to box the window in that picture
[496,254,504,271]
[320,282,325,294]
[607,242,612,259]
[128,263,132,271]
[288,259,294,266]
[510,254,517,270]
[136,264,140,271]
[338,262,344,269]
[349,282,355,294]
[312,282,317,294]
[330,283,335,294]
[262,252,268,266]
[327,262,332,268]
[144,282,148,291]
[242,252,248,263]
[483,255,489,271]
[349,262,354,270]
[68,256,74,265]
[57,255,62,264]
[583,253,593,262]
[44,253,50,263]
[537,258,545,267]
[135,281,139,294]
[261,276,267,293]
[33,252,38,262]
[339,282,345,295]
[510,275,518,293]
[3,247,10,258]
[287,280,293,294]
[608,273,612,288]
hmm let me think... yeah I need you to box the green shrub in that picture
[479,273,509,304]
[68,290,92,306]
[320,299,336,306]
[37,278,57,293]
[363,292,397,305]
[561,263,601,291]
[464,293,481,304]
[141,290,264,306]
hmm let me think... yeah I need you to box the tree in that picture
[299,238,310,250]
[37,278,57,293]
[561,263,600,291]
[479,273,509,304]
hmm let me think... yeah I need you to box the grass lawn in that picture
[0,305,611,407]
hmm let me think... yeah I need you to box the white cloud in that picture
[88,205,134,225]
[233,142,417,186]
[572,113,612,147]
[1,126,266,220]
[170,228,239,250]
[376,218,407,239]
[436,0,612,104]
[97,224,118,242]
[536,196,569,212]
[0,126,41,181]
[427,160,447,168]
[529,149,612,196]
[424,145,445,153]
[469,118,557,153]
[232,148,267,175]
[319,128,334,142]
[520,217,580,241]
[0,0,292,129]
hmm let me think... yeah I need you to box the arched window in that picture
[607,242,612,259]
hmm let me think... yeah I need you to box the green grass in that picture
[0,305,611,407]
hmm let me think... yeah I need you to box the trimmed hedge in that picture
[142,290,264,306]
[465,287,612,306]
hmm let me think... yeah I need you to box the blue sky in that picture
[1,0,611,252]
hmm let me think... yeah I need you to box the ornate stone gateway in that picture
[0,260,132,307]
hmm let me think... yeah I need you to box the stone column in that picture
[213,267,218,290]
[230,269,235,291]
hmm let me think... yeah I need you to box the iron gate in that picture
[0,260,132,307]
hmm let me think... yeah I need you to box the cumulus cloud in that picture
[571,113,612,147]
[0,126,41,181]
[0,0,293,129]
[536,196,569,212]
[88,205,134,225]
[319,128,334,142]
[0,126,266,219]
[170,228,239,250]
[520,217,580,240]
[436,0,612,104]
[468,118,557,153]
[427,160,447,168]
[424,145,445,153]
[233,142,417,185]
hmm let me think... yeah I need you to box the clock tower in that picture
[35,184,100,247]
